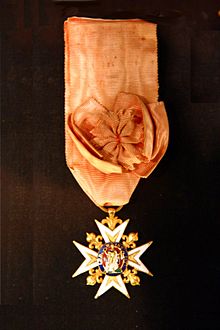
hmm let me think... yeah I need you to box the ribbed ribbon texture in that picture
[64,17,169,206]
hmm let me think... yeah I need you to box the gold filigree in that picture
[87,268,103,286]
[122,232,138,249]
[101,208,123,230]
[123,268,140,286]
[86,232,103,250]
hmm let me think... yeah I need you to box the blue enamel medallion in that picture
[97,242,128,276]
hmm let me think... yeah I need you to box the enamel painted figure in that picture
[98,243,128,276]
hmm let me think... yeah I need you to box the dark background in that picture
[1,0,220,329]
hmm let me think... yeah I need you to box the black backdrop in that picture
[1,0,220,329]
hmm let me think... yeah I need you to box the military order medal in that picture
[64,17,169,298]
[72,208,153,299]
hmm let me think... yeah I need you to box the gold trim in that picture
[98,205,123,213]
[86,253,98,267]
[106,232,120,243]
[128,251,141,265]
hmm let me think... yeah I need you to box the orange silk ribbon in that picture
[64,17,169,207]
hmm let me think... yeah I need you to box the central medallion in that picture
[98,242,128,276]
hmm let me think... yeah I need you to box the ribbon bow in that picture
[66,92,169,206]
